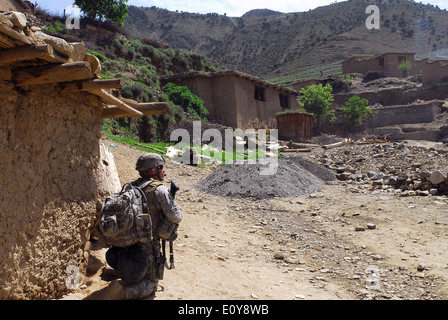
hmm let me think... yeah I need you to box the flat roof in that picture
[161,70,299,95]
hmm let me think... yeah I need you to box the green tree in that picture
[341,96,375,127]
[398,60,412,77]
[74,0,129,26]
[299,84,335,126]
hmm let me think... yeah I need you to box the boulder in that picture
[429,171,446,185]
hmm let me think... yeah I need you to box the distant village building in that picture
[342,52,448,85]
[342,52,420,78]
[161,71,299,128]
[422,59,448,85]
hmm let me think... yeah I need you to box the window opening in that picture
[255,86,265,101]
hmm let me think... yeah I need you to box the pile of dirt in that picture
[197,156,336,199]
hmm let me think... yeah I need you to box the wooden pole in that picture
[102,102,171,118]
[0,44,66,64]
[0,33,16,48]
[34,31,74,58]
[58,79,123,92]
[0,66,11,81]
[86,88,144,117]
[82,79,123,90]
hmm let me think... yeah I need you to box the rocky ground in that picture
[66,135,448,300]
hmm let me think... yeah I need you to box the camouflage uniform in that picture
[104,178,182,300]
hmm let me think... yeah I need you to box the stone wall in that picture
[333,85,448,108]
[422,60,448,85]
[0,80,103,299]
[367,103,440,128]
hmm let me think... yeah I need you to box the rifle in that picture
[162,179,180,270]
[170,179,180,198]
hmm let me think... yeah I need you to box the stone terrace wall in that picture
[333,85,448,108]
[367,103,440,128]
[0,80,103,299]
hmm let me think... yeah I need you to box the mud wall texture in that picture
[0,80,103,299]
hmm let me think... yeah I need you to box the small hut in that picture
[0,11,170,299]
[276,112,313,141]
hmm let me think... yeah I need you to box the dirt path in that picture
[75,137,448,300]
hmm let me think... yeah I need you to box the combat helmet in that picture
[136,153,165,172]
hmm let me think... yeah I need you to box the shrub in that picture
[341,74,354,86]
[126,46,136,60]
[162,83,208,120]
[341,96,375,126]
[114,38,125,50]
[129,39,142,52]
[87,49,107,61]
[121,82,153,102]
[398,60,412,77]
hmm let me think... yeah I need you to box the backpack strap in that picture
[137,179,176,270]
[128,179,153,215]
[137,179,154,190]
[137,179,164,228]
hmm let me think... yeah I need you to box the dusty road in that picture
[77,137,448,300]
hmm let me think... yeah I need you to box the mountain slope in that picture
[124,0,448,83]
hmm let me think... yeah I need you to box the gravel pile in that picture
[197,156,335,199]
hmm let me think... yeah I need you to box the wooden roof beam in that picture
[86,88,144,117]
[59,79,123,92]
[0,44,67,65]
[0,32,16,48]
[102,102,171,119]
[13,61,94,86]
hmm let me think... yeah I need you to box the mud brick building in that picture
[342,52,448,85]
[162,71,299,128]
[0,11,170,299]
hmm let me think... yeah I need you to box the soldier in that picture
[89,153,182,300]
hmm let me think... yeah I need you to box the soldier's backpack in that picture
[97,180,153,248]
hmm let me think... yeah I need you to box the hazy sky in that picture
[36,0,448,17]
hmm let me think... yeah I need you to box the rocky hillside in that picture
[33,12,225,142]
[124,0,448,83]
